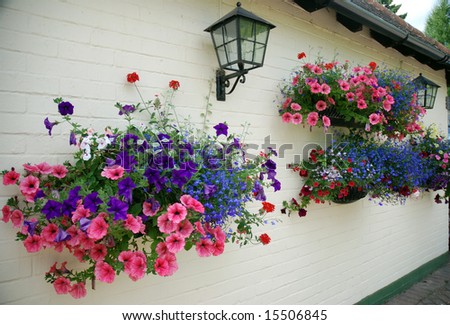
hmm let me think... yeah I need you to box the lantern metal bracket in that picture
[216,69,248,101]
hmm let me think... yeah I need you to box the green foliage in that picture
[376,0,407,19]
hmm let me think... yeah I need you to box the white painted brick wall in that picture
[0,0,448,304]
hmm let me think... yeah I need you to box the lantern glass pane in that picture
[417,88,425,107]
[253,43,266,64]
[241,39,255,62]
[216,45,227,67]
[255,23,269,43]
[225,40,238,66]
[240,18,256,40]
[223,20,238,43]
[213,27,224,46]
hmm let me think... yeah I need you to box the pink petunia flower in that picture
[154,257,171,276]
[290,102,301,111]
[143,200,160,217]
[36,162,53,174]
[165,233,186,254]
[194,221,206,237]
[94,261,115,284]
[69,282,87,299]
[90,243,107,261]
[309,82,322,93]
[10,209,24,228]
[282,97,292,109]
[23,163,40,173]
[306,112,319,127]
[195,238,214,257]
[71,205,91,223]
[164,253,178,275]
[281,112,293,123]
[124,214,145,234]
[166,203,187,224]
[385,94,395,104]
[357,99,367,109]
[346,92,355,102]
[155,242,169,256]
[73,248,87,262]
[382,100,392,111]
[66,225,81,247]
[369,113,381,125]
[3,170,20,185]
[315,100,327,111]
[320,83,331,95]
[23,234,43,253]
[51,165,68,179]
[53,277,71,295]
[41,223,59,242]
[377,87,387,97]
[79,233,95,250]
[289,113,301,125]
[87,216,109,241]
[179,195,204,213]
[176,219,194,238]
[2,205,11,223]
[312,65,323,75]
[212,241,225,256]
[212,226,226,243]
[339,80,350,91]
[100,165,124,180]
[19,175,40,196]
[127,254,147,281]
[322,116,331,128]
[157,213,177,234]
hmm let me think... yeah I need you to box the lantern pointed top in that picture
[204,2,276,32]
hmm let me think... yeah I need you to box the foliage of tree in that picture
[424,0,450,48]
[376,0,407,19]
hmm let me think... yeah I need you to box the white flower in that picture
[97,136,111,150]
[82,152,92,161]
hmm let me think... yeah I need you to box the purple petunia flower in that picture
[84,192,103,213]
[79,217,92,232]
[44,117,57,136]
[118,177,136,203]
[58,101,74,116]
[54,228,71,242]
[144,168,166,193]
[253,181,266,201]
[213,123,228,137]
[69,131,77,146]
[107,197,129,221]
[118,104,136,115]
[42,200,62,220]
[115,151,137,172]
[204,184,217,199]
[23,220,38,236]
[271,179,281,192]
[171,169,194,189]
[264,159,277,171]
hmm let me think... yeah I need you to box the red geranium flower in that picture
[127,72,139,83]
[297,52,306,60]
[369,61,377,71]
[262,201,275,213]
[259,233,271,245]
[299,169,308,177]
[169,80,180,90]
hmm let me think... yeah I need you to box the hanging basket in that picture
[319,107,365,129]
[332,188,368,204]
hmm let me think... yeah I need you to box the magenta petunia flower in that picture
[155,242,169,256]
[166,203,187,224]
[127,254,147,281]
[23,234,43,253]
[3,170,20,185]
[90,244,107,261]
[309,82,322,93]
[41,223,59,243]
[87,216,109,241]
[212,226,226,243]
[322,116,331,128]
[357,99,367,109]
[290,102,301,111]
[94,261,115,284]
[165,233,185,254]
[36,162,52,174]
[2,205,11,223]
[320,83,331,95]
[212,241,225,256]
[154,257,170,276]
[53,277,71,295]
[10,210,24,228]
[281,112,293,123]
[195,238,214,257]
[369,113,381,125]
[282,97,292,109]
[69,282,87,299]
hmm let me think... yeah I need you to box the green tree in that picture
[424,0,450,48]
[376,0,407,19]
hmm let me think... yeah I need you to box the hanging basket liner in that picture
[332,188,368,204]
[319,107,365,128]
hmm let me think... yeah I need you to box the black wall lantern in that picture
[205,2,275,101]
[413,73,440,109]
